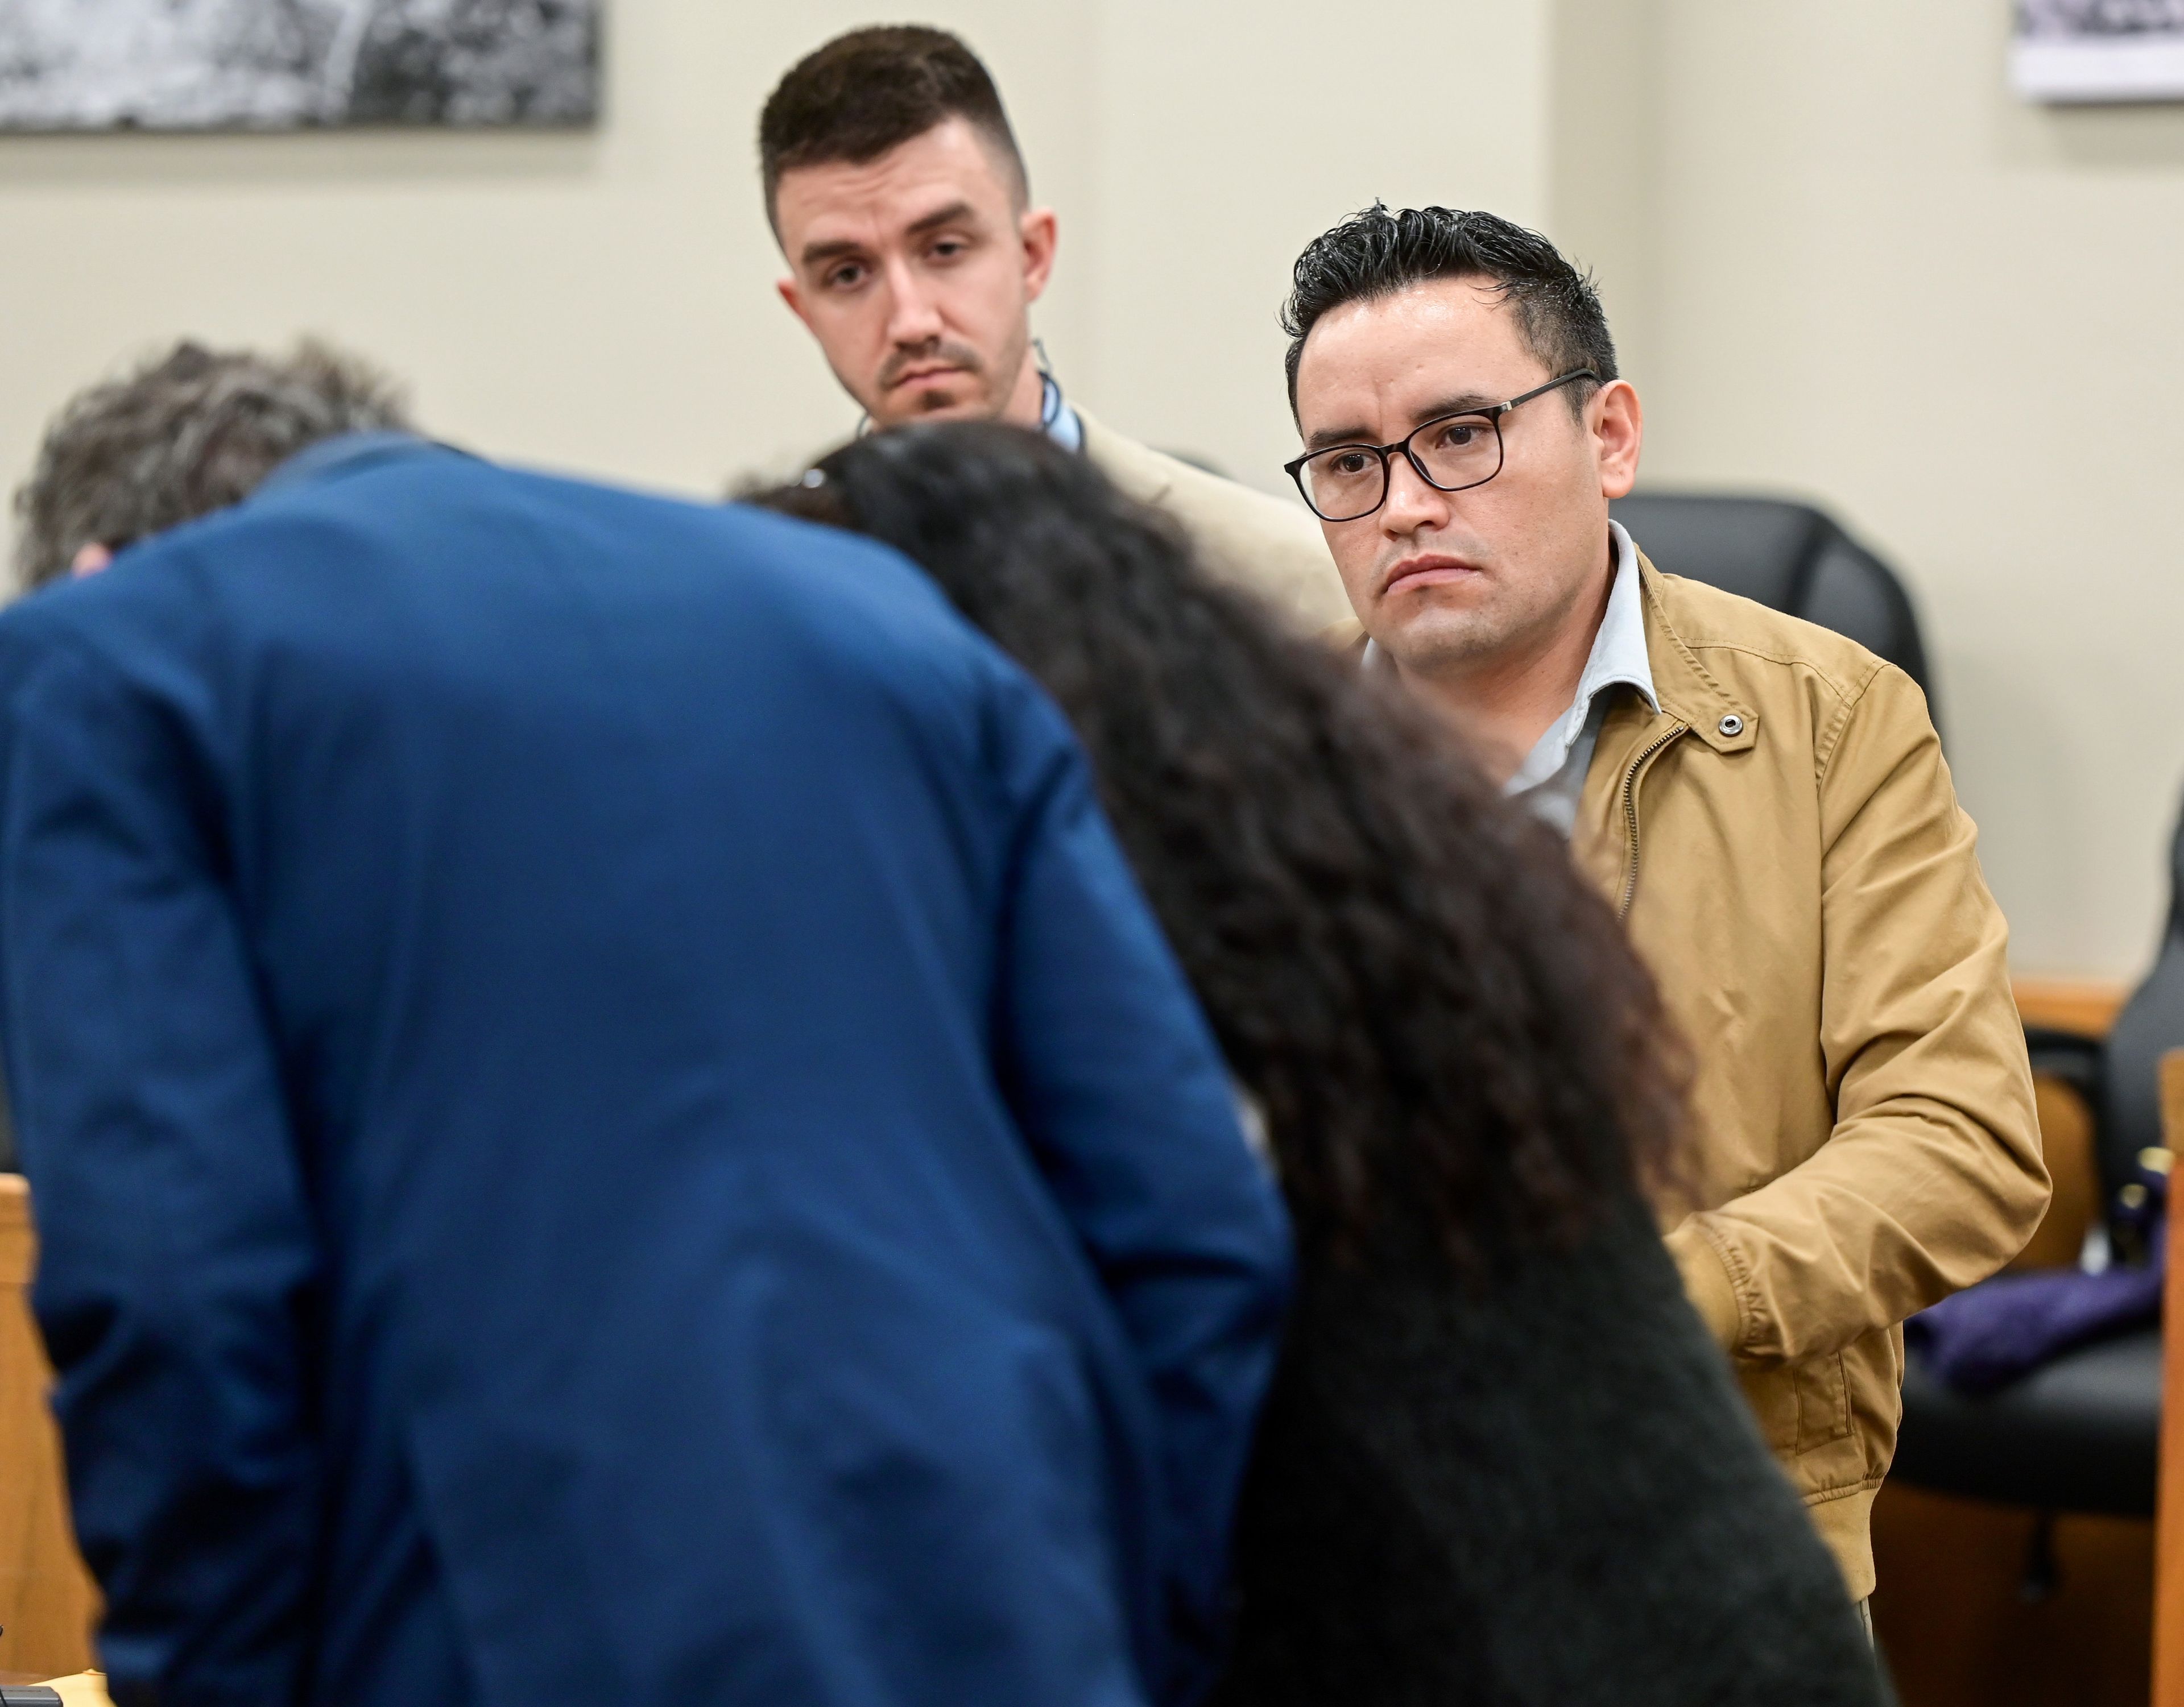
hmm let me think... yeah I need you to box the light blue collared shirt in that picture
[1502,520,1657,836]
[1363,521,1657,838]
[1041,372,1083,453]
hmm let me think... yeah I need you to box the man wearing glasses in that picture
[1282,205,2046,1615]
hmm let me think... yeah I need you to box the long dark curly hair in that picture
[750,422,1683,1269]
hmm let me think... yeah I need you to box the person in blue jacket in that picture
[0,341,1292,1707]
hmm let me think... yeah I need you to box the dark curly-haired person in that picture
[754,421,1891,1707]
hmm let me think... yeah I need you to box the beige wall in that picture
[3,0,2175,977]
[1550,0,2184,978]
[0,0,1549,509]
[0,2,1095,504]
[1072,1,1549,486]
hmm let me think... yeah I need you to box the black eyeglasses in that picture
[1284,369,1600,523]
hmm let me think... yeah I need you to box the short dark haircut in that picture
[1280,205,1617,417]
[11,338,411,590]
[758,26,1027,229]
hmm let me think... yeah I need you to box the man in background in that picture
[1,342,1291,1706]
[1277,206,2046,1612]
[757,25,1350,632]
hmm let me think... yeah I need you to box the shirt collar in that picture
[1573,520,1658,728]
[1500,520,1657,794]
[251,430,452,503]
[1040,371,1084,454]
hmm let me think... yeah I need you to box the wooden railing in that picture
[2155,1054,2184,1706]
[0,1177,95,1680]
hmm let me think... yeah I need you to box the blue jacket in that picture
[0,439,1290,1707]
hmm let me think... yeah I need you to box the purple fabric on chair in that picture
[1906,1223,2165,1396]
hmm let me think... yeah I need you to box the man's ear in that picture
[1019,206,1058,305]
[1593,379,1643,502]
[776,275,814,333]
[71,542,113,577]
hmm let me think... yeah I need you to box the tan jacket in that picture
[1078,407,1352,633]
[1569,558,2048,1598]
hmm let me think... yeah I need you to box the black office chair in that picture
[1885,809,2182,1545]
[1608,492,1938,734]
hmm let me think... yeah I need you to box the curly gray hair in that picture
[11,338,414,590]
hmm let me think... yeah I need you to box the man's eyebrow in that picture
[1303,392,1503,452]
[799,236,867,267]
[1413,390,1502,423]
[800,202,980,269]
[905,200,978,236]
[1304,421,1376,452]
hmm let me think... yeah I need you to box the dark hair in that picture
[11,338,412,590]
[759,26,1026,227]
[749,422,1682,1269]
[1281,205,1617,417]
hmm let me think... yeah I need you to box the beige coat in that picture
[1078,407,1351,633]
[1569,559,2049,1599]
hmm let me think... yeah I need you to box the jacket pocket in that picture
[1737,1350,1854,1468]
[1792,1350,1854,1455]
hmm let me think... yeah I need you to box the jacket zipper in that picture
[1618,723,1686,919]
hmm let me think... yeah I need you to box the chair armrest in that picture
[2024,1024,2104,1105]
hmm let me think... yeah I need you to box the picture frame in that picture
[0,0,601,133]
[2013,0,2184,104]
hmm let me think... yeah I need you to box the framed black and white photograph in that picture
[0,0,601,133]
[2012,0,2184,103]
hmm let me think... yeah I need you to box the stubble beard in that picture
[867,318,1033,430]
[867,341,986,429]
[1380,583,1551,685]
